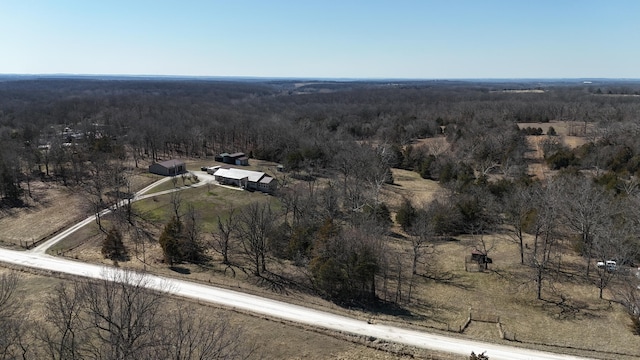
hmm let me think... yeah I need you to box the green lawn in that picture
[50,183,280,254]
[133,184,279,232]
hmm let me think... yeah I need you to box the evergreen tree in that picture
[395,198,417,232]
[547,126,557,136]
[159,217,183,266]
[101,228,127,261]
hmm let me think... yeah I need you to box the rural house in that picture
[149,159,187,176]
[212,167,277,193]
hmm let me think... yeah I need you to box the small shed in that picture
[223,152,245,164]
[470,249,492,264]
[235,156,249,166]
[215,153,229,162]
[149,159,187,176]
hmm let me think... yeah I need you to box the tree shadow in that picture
[253,271,294,295]
[169,266,191,274]
[432,236,460,243]
[0,197,26,211]
[540,294,605,320]
[365,299,418,319]
[411,298,457,325]
[420,270,475,290]
[388,231,406,240]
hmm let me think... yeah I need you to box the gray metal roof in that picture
[213,168,265,182]
[156,159,185,168]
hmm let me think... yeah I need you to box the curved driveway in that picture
[0,173,593,360]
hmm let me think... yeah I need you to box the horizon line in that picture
[2,73,640,83]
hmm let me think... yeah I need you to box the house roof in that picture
[213,168,265,182]
[228,152,245,158]
[156,159,185,168]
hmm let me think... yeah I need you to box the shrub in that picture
[395,198,417,232]
[547,126,557,136]
[630,314,640,336]
[365,202,392,229]
[545,149,579,169]
[470,351,489,360]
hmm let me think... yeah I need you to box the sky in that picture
[1,0,639,79]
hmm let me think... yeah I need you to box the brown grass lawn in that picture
[396,234,640,359]
[0,172,161,248]
[384,169,446,209]
[0,182,89,248]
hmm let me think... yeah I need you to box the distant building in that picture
[149,159,187,176]
[235,156,249,166]
[217,152,246,164]
[215,153,229,162]
[212,167,277,193]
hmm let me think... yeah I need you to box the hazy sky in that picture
[1,1,638,79]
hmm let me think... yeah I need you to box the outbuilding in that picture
[149,159,187,176]
[235,156,249,166]
[215,153,229,162]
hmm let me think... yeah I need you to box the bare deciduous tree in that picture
[38,282,86,360]
[558,175,612,276]
[0,272,28,360]
[409,210,435,276]
[238,202,275,276]
[162,305,255,360]
[182,204,204,263]
[212,208,238,265]
[503,184,536,265]
[37,270,253,360]
[591,215,638,299]
[81,270,167,360]
[527,181,562,300]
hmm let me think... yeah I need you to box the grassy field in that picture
[0,172,161,248]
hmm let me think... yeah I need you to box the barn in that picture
[149,159,187,176]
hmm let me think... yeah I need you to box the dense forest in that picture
[0,79,638,190]
[2,77,640,357]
